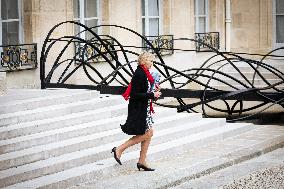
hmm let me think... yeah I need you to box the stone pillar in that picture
[209,0,226,51]
[163,0,171,35]
[0,72,7,95]
[109,0,140,57]
[259,0,272,53]
[171,0,195,49]
[101,0,110,35]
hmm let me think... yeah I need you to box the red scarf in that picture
[122,65,155,114]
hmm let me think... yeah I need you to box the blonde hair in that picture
[137,52,155,65]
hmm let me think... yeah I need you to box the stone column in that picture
[101,0,110,35]
[209,0,226,51]
[170,0,195,49]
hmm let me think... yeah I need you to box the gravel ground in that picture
[222,165,284,189]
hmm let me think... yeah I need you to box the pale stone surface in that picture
[71,125,284,189]
[6,70,40,89]
[171,0,195,49]
[173,147,284,189]
[0,72,7,96]
[223,164,284,189]
[163,0,171,34]
[231,0,273,53]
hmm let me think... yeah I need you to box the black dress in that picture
[121,66,155,135]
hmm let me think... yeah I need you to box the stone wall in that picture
[171,0,195,50]
[231,0,273,53]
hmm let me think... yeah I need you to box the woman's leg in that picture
[138,128,153,165]
[116,129,153,159]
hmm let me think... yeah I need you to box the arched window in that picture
[0,0,23,45]
[73,0,100,40]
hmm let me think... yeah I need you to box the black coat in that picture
[121,66,155,135]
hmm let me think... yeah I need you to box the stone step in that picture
[212,84,284,91]
[210,78,283,87]
[0,90,99,114]
[218,61,284,71]
[70,125,284,189]
[222,70,283,80]
[3,122,252,189]
[222,71,284,80]
[222,68,284,75]
[0,106,176,140]
[0,113,207,187]
[218,69,284,78]
[0,89,87,104]
[0,109,197,154]
[259,60,284,68]
[0,112,202,171]
[171,147,284,189]
[0,95,125,126]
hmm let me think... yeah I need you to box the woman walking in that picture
[111,52,161,171]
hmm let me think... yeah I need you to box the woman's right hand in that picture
[154,91,162,98]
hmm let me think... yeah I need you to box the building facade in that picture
[0,0,282,93]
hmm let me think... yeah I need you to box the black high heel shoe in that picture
[111,147,122,165]
[137,163,155,171]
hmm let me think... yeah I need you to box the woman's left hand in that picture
[155,84,161,92]
[154,91,162,98]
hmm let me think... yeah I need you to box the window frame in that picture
[0,0,23,45]
[141,0,163,36]
[194,0,209,33]
[73,0,101,40]
[273,0,284,49]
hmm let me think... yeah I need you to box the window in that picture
[0,0,23,45]
[142,0,162,37]
[194,0,208,33]
[73,0,100,40]
[275,0,284,45]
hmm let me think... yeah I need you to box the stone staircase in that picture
[208,59,284,91]
[0,89,283,189]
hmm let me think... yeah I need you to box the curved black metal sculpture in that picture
[40,21,284,122]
